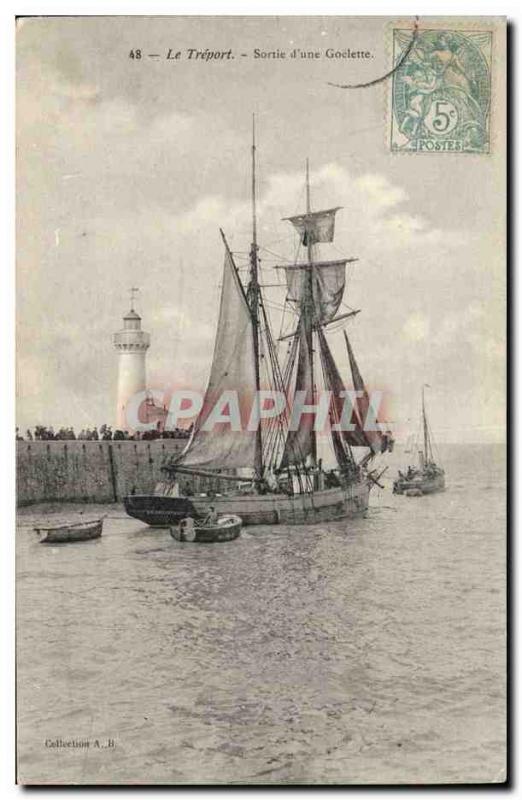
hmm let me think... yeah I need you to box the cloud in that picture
[402,312,430,342]
[354,173,406,210]
[16,46,504,442]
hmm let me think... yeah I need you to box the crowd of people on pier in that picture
[16,424,192,442]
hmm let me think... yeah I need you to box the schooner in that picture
[124,122,393,527]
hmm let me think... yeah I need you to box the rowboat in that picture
[170,514,242,543]
[34,517,105,544]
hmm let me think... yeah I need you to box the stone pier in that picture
[16,440,187,506]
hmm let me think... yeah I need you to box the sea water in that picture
[16,444,506,784]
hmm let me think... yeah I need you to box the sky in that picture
[16,16,506,443]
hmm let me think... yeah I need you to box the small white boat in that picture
[34,517,105,544]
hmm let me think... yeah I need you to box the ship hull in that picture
[124,482,370,527]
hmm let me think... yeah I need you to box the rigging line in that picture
[258,245,294,259]
[259,234,296,249]
[260,247,294,263]
[260,299,290,405]
[261,344,290,466]
[263,408,284,466]
[281,333,298,390]
[263,411,285,466]
[263,299,298,315]
[426,417,441,465]
[259,380,285,466]
[285,333,299,377]
[278,304,290,341]
[264,319,292,421]
[275,271,297,338]
[339,299,357,311]
[259,242,294,258]
[261,303,309,470]
[331,242,356,260]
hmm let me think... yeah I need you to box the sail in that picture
[317,327,368,449]
[313,260,346,323]
[283,207,341,245]
[181,245,258,468]
[344,331,388,454]
[282,259,348,324]
[280,320,315,467]
[421,386,434,462]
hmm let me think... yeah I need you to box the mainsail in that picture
[180,240,258,468]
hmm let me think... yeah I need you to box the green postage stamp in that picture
[390,29,492,153]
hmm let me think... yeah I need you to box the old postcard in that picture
[16,15,507,785]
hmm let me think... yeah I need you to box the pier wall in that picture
[16,440,187,506]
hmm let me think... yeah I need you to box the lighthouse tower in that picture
[113,290,150,431]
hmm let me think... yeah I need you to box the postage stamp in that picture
[390,29,492,153]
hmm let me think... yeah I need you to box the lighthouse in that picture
[113,290,150,431]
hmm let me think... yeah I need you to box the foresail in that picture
[317,327,368,449]
[181,245,258,468]
[284,207,341,245]
[344,332,389,454]
[280,320,315,468]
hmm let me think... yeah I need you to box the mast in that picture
[251,115,258,257]
[304,158,317,466]
[422,385,430,463]
[249,115,263,479]
[279,164,364,470]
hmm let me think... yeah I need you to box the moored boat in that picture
[35,516,105,544]
[170,514,242,543]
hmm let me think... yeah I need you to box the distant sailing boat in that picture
[124,121,393,527]
[393,386,445,496]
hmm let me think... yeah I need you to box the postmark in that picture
[390,29,492,153]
